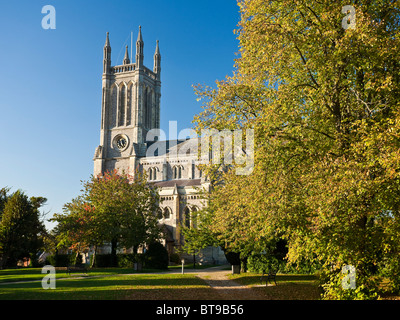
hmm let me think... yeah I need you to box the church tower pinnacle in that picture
[136,26,144,68]
[103,32,111,74]
[153,40,161,79]
[123,45,130,65]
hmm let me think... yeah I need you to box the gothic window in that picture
[101,88,105,129]
[148,167,158,181]
[143,87,151,128]
[163,207,171,219]
[118,84,126,126]
[149,90,153,128]
[178,166,182,179]
[151,90,155,128]
[191,207,198,229]
[184,207,191,228]
[172,165,183,180]
[127,82,133,126]
[146,89,151,129]
[110,85,118,128]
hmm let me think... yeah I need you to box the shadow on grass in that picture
[229,273,322,300]
[0,287,224,300]
[231,274,317,285]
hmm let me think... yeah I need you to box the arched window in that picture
[110,85,118,128]
[191,207,198,228]
[184,207,191,228]
[148,89,153,128]
[148,167,158,181]
[163,207,171,219]
[143,87,152,129]
[173,165,183,179]
[118,84,126,126]
[127,82,134,126]
[178,166,182,179]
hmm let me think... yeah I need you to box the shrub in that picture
[320,269,379,300]
[145,242,169,269]
[117,254,135,268]
[247,254,284,273]
[45,254,74,267]
[89,253,145,268]
[90,254,114,267]
[169,253,181,264]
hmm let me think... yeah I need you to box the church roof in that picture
[145,138,199,158]
[152,179,201,188]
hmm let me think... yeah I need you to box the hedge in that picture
[45,254,78,267]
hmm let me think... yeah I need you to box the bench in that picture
[67,264,88,275]
[260,269,277,286]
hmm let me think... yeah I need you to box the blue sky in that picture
[0,1,240,230]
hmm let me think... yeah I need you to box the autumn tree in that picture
[193,0,400,299]
[51,197,100,265]
[52,170,161,266]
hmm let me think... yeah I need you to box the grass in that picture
[0,272,214,300]
[229,272,323,300]
[0,267,159,284]
[0,264,217,284]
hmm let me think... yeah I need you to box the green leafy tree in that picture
[180,203,221,266]
[193,0,400,299]
[0,189,47,268]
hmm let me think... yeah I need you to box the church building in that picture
[93,27,227,265]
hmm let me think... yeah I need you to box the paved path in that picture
[193,265,267,300]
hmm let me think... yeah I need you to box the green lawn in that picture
[0,264,220,284]
[0,271,214,300]
[0,267,156,284]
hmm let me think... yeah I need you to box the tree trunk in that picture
[241,256,248,273]
[90,245,97,268]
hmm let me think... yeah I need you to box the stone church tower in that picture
[93,28,227,265]
[93,27,161,176]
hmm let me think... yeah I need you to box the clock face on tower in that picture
[113,135,129,151]
[117,137,127,149]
